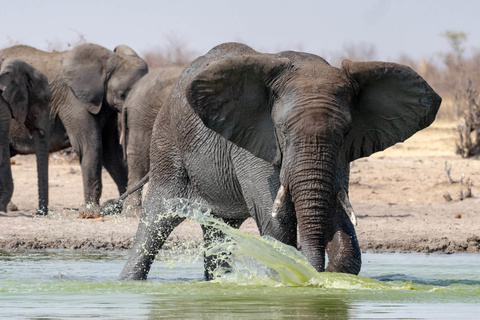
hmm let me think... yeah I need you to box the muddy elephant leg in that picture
[102,116,128,197]
[202,218,245,280]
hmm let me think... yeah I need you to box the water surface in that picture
[1,250,479,319]
[2,203,479,319]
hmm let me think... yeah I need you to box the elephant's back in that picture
[126,67,182,129]
[0,45,64,79]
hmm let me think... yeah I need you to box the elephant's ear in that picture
[114,45,141,58]
[0,60,29,125]
[27,67,51,106]
[186,55,290,163]
[61,45,107,114]
[341,60,441,162]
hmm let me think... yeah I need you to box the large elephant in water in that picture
[0,44,148,212]
[0,59,51,215]
[120,43,441,280]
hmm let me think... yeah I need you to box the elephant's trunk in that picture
[286,142,338,272]
[33,114,50,215]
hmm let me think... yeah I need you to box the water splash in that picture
[161,198,395,289]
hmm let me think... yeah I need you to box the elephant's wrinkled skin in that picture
[120,66,183,216]
[0,59,51,215]
[120,43,441,280]
[0,44,148,211]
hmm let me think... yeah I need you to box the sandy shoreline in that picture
[1,121,480,254]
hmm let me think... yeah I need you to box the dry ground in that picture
[1,120,479,254]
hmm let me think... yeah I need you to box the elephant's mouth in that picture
[109,101,123,113]
[271,184,356,227]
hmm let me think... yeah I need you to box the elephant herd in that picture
[0,42,441,280]
[0,44,147,215]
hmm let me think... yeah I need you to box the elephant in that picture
[0,58,51,215]
[0,44,148,213]
[119,42,441,281]
[119,66,183,217]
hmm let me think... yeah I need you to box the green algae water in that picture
[1,201,480,319]
[2,251,479,319]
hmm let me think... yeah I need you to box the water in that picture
[1,251,479,319]
[1,201,479,319]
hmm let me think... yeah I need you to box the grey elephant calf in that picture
[120,42,441,281]
[0,44,148,213]
[0,59,51,215]
[119,66,184,216]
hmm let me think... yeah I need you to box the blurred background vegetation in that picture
[4,30,480,157]
[136,31,480,158]
[139,31,480,125]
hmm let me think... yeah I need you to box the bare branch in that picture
[444,161,454,184]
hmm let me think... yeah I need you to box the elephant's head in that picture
[186,43,441,274]
[0,58,51,215]
[0,58,51,133]
[61,43,148,114]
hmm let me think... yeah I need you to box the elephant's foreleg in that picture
[0,111,13,212]
[59,105,105,211]
[233,154,298,248]
[33,128,50,215]
[122,135,150,217]
[202,218,245,280]
[0,157,13,212]
[79,147,103,209]
[67,130,103,211]
[102,119,128,196]
[121,127,190,280]
[119,189,185,280]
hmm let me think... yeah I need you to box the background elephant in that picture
[120,66,183,216]
[120,43,441,281]
[0,44,148,212]
[0,59,51,215]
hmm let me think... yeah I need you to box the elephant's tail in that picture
[119,174,150,201]
[100,173,150,215]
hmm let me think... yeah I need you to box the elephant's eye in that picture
[343,123,352,137]
[120,92,128,100]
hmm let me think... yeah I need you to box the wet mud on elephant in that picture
[120,43,441,280]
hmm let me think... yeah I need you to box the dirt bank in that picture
[1,121,479,254]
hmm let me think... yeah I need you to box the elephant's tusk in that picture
[272,185,286,219]
[337,189,357,226]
